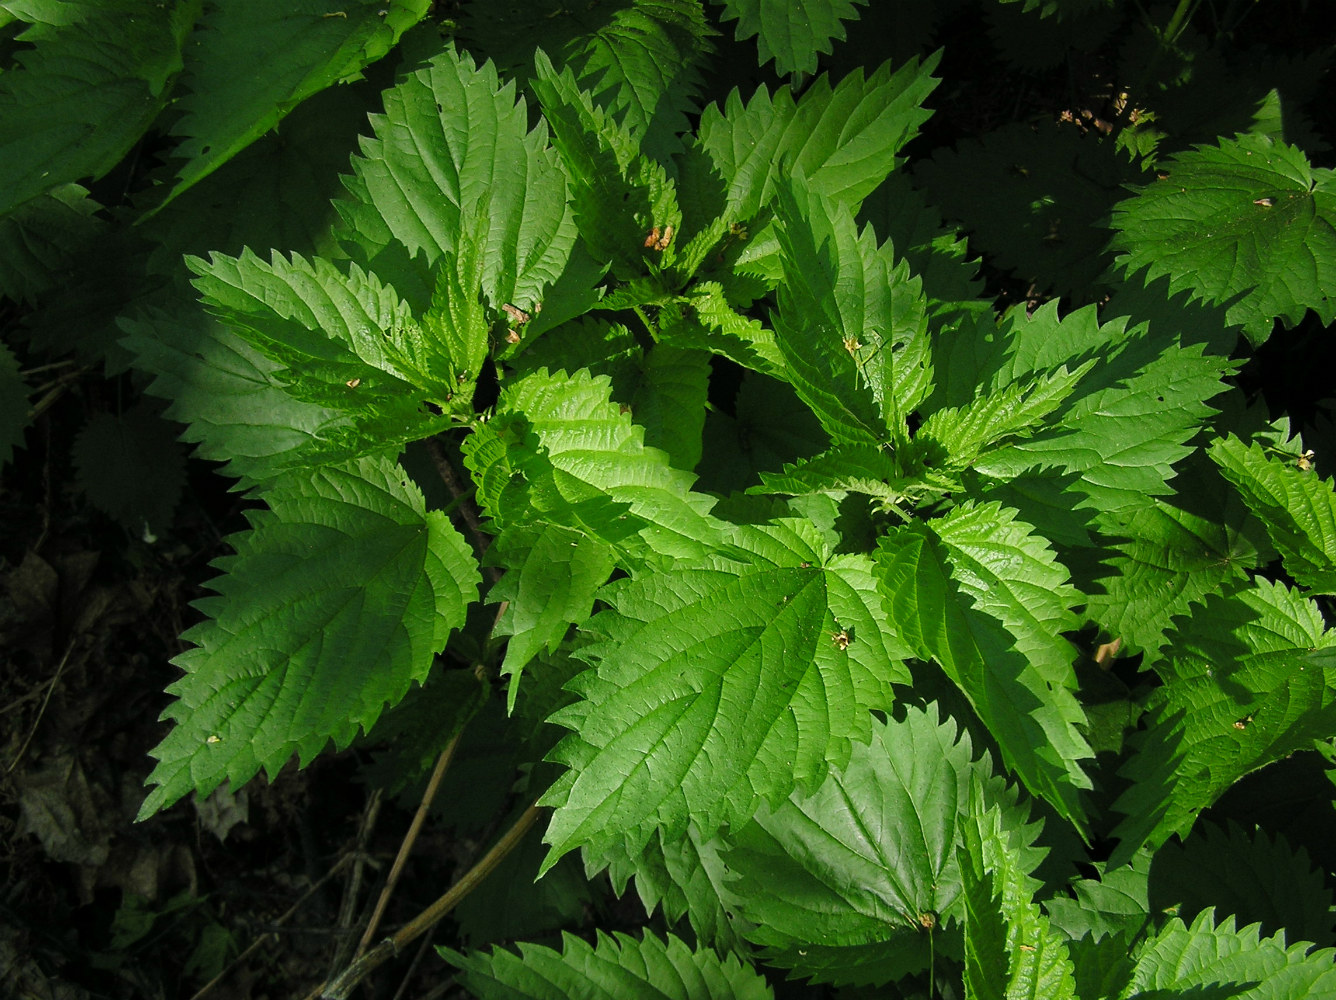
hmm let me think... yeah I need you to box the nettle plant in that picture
[30,0,1326,996]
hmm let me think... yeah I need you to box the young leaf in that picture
[138,455,479,818]
[530,48,681,280]
[0,0,193,216]
[661,282,786,380]
[162,0,429,207]
[189,246,491,415]
[752,443,947,507]
[713,0,868,76]
[418,208,492,398]
[1210,434,1336,595]
[959,798,1077,1000]
[488,524,616,711]
[337,42,576,315]
[696,53,940,221]
[441,929,773,1000]
[539,519,909,872]
[1111,133,1336,343]
[561,0,716,164]
[915,361,1093,474]
[770,177,930,445]
[875,502,1093,832]
[462,367,727,564]
[1111,579,1336,857]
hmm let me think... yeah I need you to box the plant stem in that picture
[353,729,464,956]
[313,801,543,1000]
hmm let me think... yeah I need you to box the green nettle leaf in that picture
[661,282,786,379]
[1129,909,1336,995]
[1112,579,1336,856]
[418,209,492,397]
[0,0,194,217]
[0,184,107,304]
[463,367,727,564]
[627,344,711,472]
[875,501,1093,831]
[695,51,939,221]
[191,238,496,417]
[1149,821,1336,950]
[1110,133,1336,343]
[714,0,868,76]
[915,360,1094,473]
[539,518,909,873]
[1083,497,1259,660]
[1042,852,1155,947]
[752,443,947,507]
[959,799,1076,1000]
[441,930,774,1000]
[723,704,1044,987]
[600,823,743,954]
[1210,434,1336,595]
[770,177,931,445]
[488,524,617,710]
[123,306,410,487]
[337,42,576,315]
[138,455,479,818]
[969,303,1234,515]
[561,0,716,165]
[531,49,682,280]
[162,0,429,207]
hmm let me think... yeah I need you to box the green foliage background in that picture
[3,0,1336,996]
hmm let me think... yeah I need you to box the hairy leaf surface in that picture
[959,799,1076,1000]
[1083,498,1259,659]
[562,0,715,164]
[489,524,616,710]
[123,306,430,487]
[463,367,727,564]
[1130,910,1336,996]
[970,304,1233,514]
[770,178,930,444]
[139,455,479,817]
[531,49,681,280]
